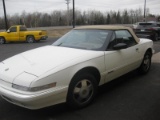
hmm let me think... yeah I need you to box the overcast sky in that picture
[0,0,160,16]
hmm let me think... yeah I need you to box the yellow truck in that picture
[0,25,48,44]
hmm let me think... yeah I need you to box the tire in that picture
[138,51,152,74]
[0,37,5,44]
[67,73,98,109]
[26,36,35,43]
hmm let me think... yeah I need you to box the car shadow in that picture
[6,41,48,44]
[98,70,139,95]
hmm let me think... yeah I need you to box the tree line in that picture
[0,8,159,29]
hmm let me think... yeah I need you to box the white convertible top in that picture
[74,25,140,43]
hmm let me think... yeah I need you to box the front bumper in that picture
[0,85,68,109]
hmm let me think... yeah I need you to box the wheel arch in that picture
[67,66,100,108]
[0,36,6,43]
[0,36,6,40]
[70,67,101,85]
[26,35,35,43]
[145,48,153,57]
[26,35,35,39]
[0,36,5,38]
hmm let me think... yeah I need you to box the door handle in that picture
[136,48,139,52]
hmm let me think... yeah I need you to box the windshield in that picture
[53,29,112,51]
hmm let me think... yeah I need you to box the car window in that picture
[9,27,17,32]
[107,30,137,50]
[20,26,27,31]
[136,22,158,29]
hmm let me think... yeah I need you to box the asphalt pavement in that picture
[0,38,160,120]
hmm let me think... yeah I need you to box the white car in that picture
[0,25,154,109]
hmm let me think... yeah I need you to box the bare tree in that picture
[0,7,158,29]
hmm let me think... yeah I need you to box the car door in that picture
[6,27,19,41]
[19,26,27,41]
[104,30,141,82]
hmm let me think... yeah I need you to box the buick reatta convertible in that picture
[0,26,154,109]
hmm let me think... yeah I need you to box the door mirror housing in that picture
[7,30,10,33]
[113,43,127,50]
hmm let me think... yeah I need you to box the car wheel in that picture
[26,36,35,43]
[0,37,5,44]
[138,51,151,74]
[67,73,98,109]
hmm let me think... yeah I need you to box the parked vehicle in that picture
[0,25,154,109]
[0,25,48,44]
[133,22,160,41]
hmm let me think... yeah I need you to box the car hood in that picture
[0,45,103,83]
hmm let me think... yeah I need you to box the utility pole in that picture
[2,0,8,30]
[73,0,75,28]
[65,0,70,26]
[143,0,146,22]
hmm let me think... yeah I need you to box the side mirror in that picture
[7,30,10,33]
[113,43,127,50]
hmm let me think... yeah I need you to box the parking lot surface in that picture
[0,38,160,120]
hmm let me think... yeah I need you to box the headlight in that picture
[12,82,56,92]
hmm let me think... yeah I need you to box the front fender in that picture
[31,55,106,89]
[0,32,8,40]
[68,55,106,86]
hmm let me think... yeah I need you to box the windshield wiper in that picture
[56,43,63,46]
